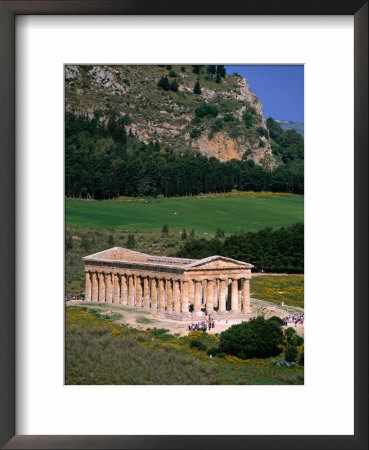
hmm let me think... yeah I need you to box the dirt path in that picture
[67,298,304,336]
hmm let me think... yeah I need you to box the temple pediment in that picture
[185,255,253,270]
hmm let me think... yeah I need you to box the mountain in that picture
[275,120,304,137]
[65,65,273,165]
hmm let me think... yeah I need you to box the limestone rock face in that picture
[65,65,274,165]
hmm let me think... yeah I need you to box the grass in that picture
[251,275,304,308]
[135,316,156,324]
[65,307,304,385]
[65,192,303,233]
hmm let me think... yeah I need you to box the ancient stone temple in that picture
[83,247,253,318]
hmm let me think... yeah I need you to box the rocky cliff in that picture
[65,65,273,165]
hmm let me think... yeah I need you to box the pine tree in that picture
[157,76,170,91]
[181,228,188,240]
[193,81,201,95]
[161,224,169,236]
[170,80,179,92]
[206,65,216,75]
[189,229,195,240]
[126,234,136,249]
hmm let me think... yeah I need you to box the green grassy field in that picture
[251,276,304,308]
[66,192,303,234]
[66,307,303,385]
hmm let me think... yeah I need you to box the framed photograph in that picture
[0,1,367,449]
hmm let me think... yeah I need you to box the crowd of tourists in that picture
[188,319,215,332]
[282,314,304,327]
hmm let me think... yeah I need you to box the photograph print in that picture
[65,64,304,385]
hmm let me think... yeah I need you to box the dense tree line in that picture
[176,223,304,273]
[65,112,304,199]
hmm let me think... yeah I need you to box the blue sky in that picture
[225,65,304,123]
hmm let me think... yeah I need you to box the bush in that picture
[207,347,218,356]
[215,352,226,359]
[170,80,179,92]
[190,339,206,351]
[190,128,201,139]
[285,346,298,363]
[215,228,225,239]
[298,350,304,366]
[168,70,177,78]
[284,327,296,345]
[218,316,284,359]
[195,104,218,118]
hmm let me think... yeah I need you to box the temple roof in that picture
[83,247,253,270]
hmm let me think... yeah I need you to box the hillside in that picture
[275,120,304,137]
[65,65,273,164]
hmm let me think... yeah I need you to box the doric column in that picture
[242,278,251,315]
[173,280,181,314]
[206,279,214,314]
[151,278,158,310]
[136,276,143,308]
[128,275,135,306]
[106,273,113,303]
[143,276,150,309]
[85,271,92,301]
[213,280,218,309]
[218,279,226,312]
[166,279,173,312]
[158,279,166,311]
[121,274,128,306]
[238,280,242,310]
[203,280,207,306]
[194,280,202,312]
[182,281,189,314]
[98,272,106,303]
[188,280,194,307]
[113,273,120,303]
[92,272,98,302]
[231,279,239,312]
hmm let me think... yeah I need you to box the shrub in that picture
[168,70,177,78]
[243,111,253,128]
[257,127,266,137]
[215,228,225,239]
[299,350,304,366]
[190,339,206,351]
[223,113,237,122]
[207,347,218,356]
[170,80,179,92]
[285,345,298,363]
[258,140,265,148]
[215,352,226,359]
[195,104,218,118]
[181,228,188,240]
[218,316,284,359]
[284,327,296,345]
[190,128,201,139]
[294,335,304,346]
[211,118,223,133]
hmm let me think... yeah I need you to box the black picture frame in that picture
[0,1,367,449]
